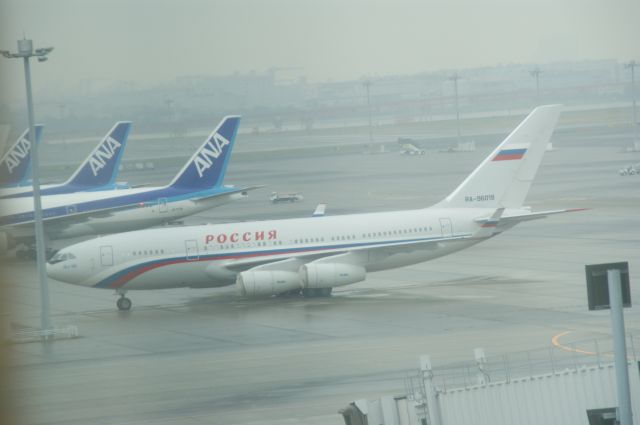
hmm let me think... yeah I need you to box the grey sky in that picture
[1,0,638,103]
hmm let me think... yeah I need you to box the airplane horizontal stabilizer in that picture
[475,207,588,232]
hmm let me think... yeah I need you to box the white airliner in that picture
[1,116,256,255]
[48,105,582,311]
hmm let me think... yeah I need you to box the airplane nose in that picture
[46,260,82,285]
[46,262,63,281]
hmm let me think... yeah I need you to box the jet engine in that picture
[300,263,366,289]
[236,270,301,297]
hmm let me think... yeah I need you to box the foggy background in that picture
[0,0,638,147]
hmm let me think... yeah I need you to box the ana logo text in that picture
[4,137,31,174]
[193,132,230,178]
[89,136,121,176]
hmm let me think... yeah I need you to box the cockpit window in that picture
[48,252,74,264]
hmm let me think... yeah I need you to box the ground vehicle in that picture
[619,163,640,175]
[398,138,425,155]
[270,192,304,203]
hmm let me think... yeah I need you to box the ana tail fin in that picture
[63,121,131,189]
[168,116,240,191]
[437,105,562,209]
[0,124,43,187]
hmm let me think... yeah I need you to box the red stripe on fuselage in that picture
[106,247,323,289]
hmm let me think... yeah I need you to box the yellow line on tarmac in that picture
[551,331,597,356]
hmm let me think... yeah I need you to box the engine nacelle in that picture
[300,263,366,289]
[236,270,301,297]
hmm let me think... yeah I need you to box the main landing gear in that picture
[116,291,132,311]
[275,288,333,298]
[302,287,333,298]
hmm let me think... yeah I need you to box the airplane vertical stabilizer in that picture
[62,121,131,189]
[0,124,43,187]
[168,116,240,191]
[436,105,562,209]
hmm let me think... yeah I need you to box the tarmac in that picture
[3,118,640,425]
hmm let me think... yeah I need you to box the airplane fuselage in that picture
[48,207,501,291]
[1,185,246,240]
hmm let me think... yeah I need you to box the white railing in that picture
[405,334,639,392]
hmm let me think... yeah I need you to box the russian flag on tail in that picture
[493,148,527,161]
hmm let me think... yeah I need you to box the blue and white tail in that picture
[0,125,43,187]
[168,116,240,191]
[436,105,562,209]
[63,121,131,189]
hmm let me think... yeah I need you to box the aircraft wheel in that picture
[276,289,301,298]
[301,288,315,297]
[117,297,132,311]
[320,287,333,297]
[302,288,332,298]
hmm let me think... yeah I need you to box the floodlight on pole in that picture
[449,73,461,144]
[530,67,542,105]
[363,79,373,144]
[1,37,54,337]
[624,60,638,143]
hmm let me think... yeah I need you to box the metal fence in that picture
[404,334,639,393]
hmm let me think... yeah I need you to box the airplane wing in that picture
[190,185,264,203]
[223,207,586,273]
[222,233,471,273]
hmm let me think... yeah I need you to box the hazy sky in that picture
[0,0,638,103]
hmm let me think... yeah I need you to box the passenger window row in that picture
[132,249,165,256]
[203,240,285,251]
[362,226,433,238]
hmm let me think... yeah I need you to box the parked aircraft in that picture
[0,121,131,199]
[2,116,255,257]
[0,125,43,188]
[48,106,581,311]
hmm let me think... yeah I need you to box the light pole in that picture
[530,67,542,105]
[624,60,638,143]
[449,73,461,144]
[362,79,373,144]
[1,38,54,337]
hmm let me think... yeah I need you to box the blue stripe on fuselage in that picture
[1,183,126,199]
[0,185,236,226]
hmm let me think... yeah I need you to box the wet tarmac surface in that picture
[4,120,640,424]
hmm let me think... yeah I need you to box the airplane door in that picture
[66,204,77,215]
[185,239,199,261]
[439,218,453,237]
[158,198,168,214]
[100,245,114,267]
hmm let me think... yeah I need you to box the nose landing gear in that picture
[116,291,132,311]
